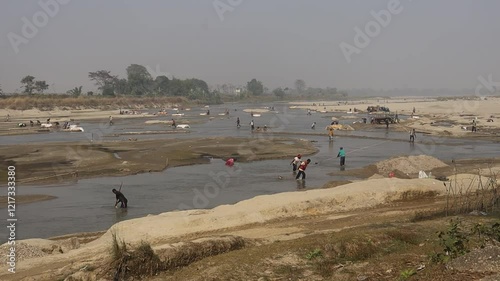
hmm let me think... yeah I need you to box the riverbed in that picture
[1,103,499,241]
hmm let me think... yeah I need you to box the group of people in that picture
[239,118,268,132]
[290,147,347,180]
[17,119,69,128]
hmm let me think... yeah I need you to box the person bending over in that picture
[112,188,128,208]
[295,159,311,180]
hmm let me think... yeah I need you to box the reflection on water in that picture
[296,180,306,189]
[114,208,128,223]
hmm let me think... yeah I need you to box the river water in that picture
[1,103,499,241]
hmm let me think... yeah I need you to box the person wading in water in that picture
[112,186,128,209]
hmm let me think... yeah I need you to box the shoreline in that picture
[7,154,499,241]
[2,167,497,280]
[50,155,498,241]
[0,137,318,186]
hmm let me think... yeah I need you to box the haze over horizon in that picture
[1,0,499,93]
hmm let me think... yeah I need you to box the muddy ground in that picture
[0,137,318,187]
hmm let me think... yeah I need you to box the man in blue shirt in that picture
[337,147,346,166]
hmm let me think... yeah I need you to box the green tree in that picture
[126,64,153,96]
[167,78,188,96]
[34,80,49,94]
[113,78,129,96]
[185,78,210,99]
[187,78,209,93]
[246,78,264,96]
[0,84,3,96]
[153,76,170,96]
[21,75,36,94]
[295,79,306,93]
[88,70,117,94]
[67,86,83,96]
[101,84,116,96]
[273,87,286,99]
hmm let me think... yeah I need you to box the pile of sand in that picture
[375,155,448,176]
[0,242,48,262]
[326,124,354,131]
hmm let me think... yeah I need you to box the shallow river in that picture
[1,103,499,241]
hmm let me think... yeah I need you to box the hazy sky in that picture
[1,0,500,93]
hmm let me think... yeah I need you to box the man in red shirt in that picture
[295,159,311,180]
[225,158,237,167]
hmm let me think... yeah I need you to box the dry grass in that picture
[411,209,448,222]
[399,190,439,201]
[0,95,189,110]
[158,236,246,270]
[445,168,500,215]
[385,229,421,245]
[271,264,305,280]
[109,233,164,280]
[140,213,500,280]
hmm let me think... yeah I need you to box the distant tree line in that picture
[87,64,221,103]
[15,70,346,103]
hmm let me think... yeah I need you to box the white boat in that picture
[200,113,207,116]
[176,124,190,129]
[172,113,184,116]
[40,123,52,128]
[172,108,179,111]
[218,113,226,116]
[252,114,261,117]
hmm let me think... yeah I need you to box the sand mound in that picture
[0,242,48,262]
[375,155,448,176]
[243,109,269,113]
[326,124,354,131]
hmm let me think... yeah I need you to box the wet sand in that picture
[293,96,500,140]
[0,108,156,136]
[0,137,318,186]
